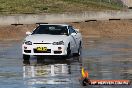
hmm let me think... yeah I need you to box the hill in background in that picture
[0,0,124,14]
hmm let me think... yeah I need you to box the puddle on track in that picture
[0,37,132,88]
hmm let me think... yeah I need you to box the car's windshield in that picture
[32,25,68,35]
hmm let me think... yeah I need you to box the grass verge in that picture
[0,0,124,14]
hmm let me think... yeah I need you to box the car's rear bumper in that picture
[22,44,67,56]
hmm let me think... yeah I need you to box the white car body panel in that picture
[22,24,82,56]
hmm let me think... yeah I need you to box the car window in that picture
[69,26,76,35]
[32,25,68,35]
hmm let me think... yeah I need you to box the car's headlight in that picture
[53,41,64,45]
[24,41,32,45]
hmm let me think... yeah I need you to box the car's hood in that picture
[25,34,68,43]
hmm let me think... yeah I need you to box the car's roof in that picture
[39,23,70,26]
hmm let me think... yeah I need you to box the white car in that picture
[22,24,82,60]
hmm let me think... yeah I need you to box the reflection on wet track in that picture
[0,37,132,88]
[23,57,82,88]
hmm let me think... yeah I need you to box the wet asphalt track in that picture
[0,37,132,88]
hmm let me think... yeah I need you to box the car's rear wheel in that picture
[23,54,30,61]
[73,42,82,56]
[77,44,82,56]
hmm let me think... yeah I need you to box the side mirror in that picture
[26,31,32,35]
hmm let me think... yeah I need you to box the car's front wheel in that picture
[23,54,30,60]
[66,44,71,58]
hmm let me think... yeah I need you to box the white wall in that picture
[0,11,132,25]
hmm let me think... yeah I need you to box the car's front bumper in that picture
[22,44,67,56]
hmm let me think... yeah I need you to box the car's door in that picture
[72,28,81,46]
[68,26,79,52]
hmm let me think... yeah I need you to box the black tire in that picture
[77,44,82,56]
[74,42,82,56]
[66,44,71,58]
[23,54,30,61]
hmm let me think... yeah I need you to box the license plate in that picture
[37,47,47,51]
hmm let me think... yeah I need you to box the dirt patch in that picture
[0,20,132,40]
[0,25,36,40]
[71,20,132,38]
